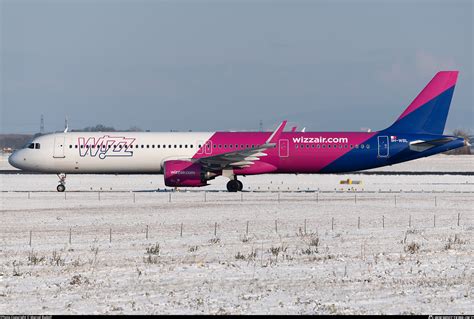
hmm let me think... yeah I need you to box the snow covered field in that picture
[0,154,473,314]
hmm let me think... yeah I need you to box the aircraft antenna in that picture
[40,114,45,134]
[64,116,69,133]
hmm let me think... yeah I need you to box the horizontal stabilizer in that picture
[409,137,457,152]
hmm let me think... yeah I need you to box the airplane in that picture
[8,71,468,192]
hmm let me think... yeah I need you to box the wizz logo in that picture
[78,136,136,159]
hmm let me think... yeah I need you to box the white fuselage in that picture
[9,132,214,173]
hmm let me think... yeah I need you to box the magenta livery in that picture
[8,71,468,192]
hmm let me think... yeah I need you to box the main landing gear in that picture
[226,177,243,192]
[57,173,66,192]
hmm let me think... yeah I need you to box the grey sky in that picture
[1,0,472,134]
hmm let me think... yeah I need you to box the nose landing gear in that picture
[226,178,243,192]
[57,173,66,192]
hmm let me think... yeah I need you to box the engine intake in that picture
[164,160,217,187]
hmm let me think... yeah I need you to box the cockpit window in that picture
[25,142,40,149]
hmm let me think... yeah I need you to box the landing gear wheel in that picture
[57,173,66,192]
[236,180,243,191]
[226,180,240,192]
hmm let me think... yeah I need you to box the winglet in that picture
[266,120,287,144]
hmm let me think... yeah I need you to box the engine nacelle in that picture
[164,160,217,187]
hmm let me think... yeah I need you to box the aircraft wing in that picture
[409,137,457,152]
[195,121,287,170]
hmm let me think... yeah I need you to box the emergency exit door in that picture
[279,139,289,157]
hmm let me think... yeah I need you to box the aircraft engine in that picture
[164,160,218,187]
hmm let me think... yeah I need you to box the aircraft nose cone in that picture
[8,151,22,169]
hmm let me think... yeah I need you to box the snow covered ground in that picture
[0,154,473,314]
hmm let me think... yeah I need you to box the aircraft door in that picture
[279,139,289,157]
[377,136,389,158]
[53,136,66,158]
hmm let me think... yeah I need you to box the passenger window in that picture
[306,145,310,148]
[69,145,72,149]
[350,145,353,148]
[190,145,193,148]
[317,144,320,149]
[179,145,182,148]
[322,145,326,148]
[163,145,166,148]
[218,145,222,148]
[361,144,365,149]
[366,144,370,149]
[184,145,187,148]
[146,145,149,148]
[157,145,160,148]
[355,145,359,149]
[339,145,343,149]
[75,145,78,149]
[328,145,331,148]
[295,145,298,149]
[169,145,172,148]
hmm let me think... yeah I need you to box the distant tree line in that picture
[0,134,33,150]
[70,124,143,132]
[1,124,144,150]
